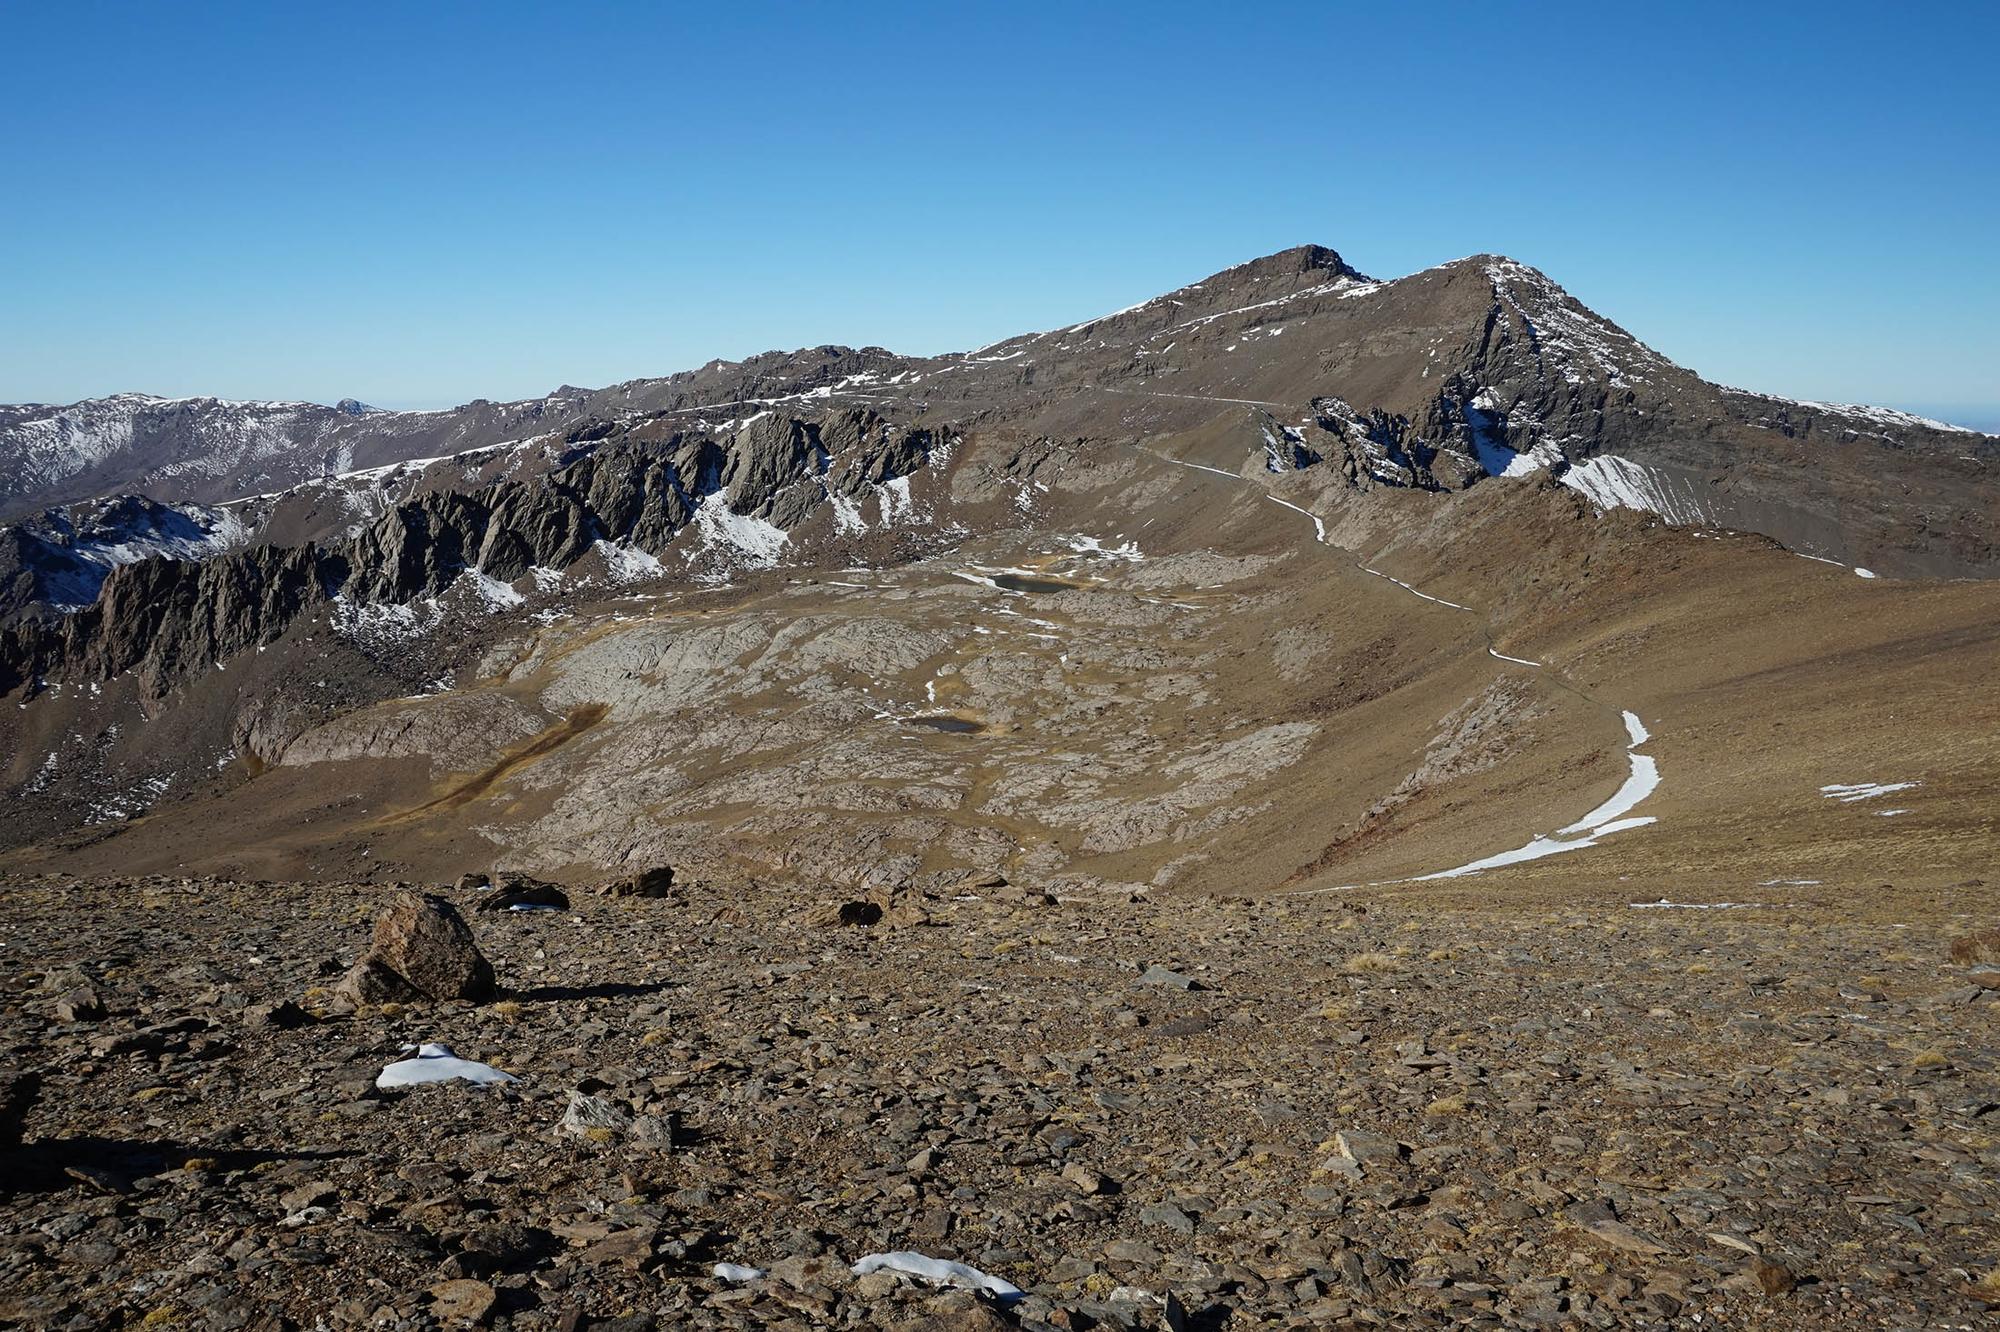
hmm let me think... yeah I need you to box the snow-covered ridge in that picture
[19,499,252,610]
[1721,387,1984,438]
[1483,260,1671,390]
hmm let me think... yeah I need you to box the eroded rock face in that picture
[337,892,496,1004]
[0,408,950,698]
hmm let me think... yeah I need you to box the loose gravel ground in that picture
[2,873,1996,1330]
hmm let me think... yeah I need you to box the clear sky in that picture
[3,1,1995,426]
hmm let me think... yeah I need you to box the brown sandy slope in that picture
[13,433,1994,917]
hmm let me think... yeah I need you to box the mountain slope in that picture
[1,244,1995,906]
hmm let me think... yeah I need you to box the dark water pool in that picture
[904,714,985,734]
[992,573,1078,594]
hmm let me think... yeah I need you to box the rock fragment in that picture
[429,1277,498,1323]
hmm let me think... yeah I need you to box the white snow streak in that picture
[1821,781,1918,803]
[1414,711,1660,880]
[1559,455,1712,526]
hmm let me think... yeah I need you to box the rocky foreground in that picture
[2,873,1996,1331]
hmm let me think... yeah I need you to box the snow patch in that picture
[1559,455,1712,526]
[1467,392,1541,478]
[1417,710,1660,879]
[878,476,917,525]
[593,539,666,583]
[828,490,868,535]
[693,492,789,566]
[1067,534,1143,562]
[850,1252,1023,1302]
[1821,781,1918,803]
[331,594,445,647]
[1631,900,1764,910]
[376,1043,517,1089]
[462,569,525,610]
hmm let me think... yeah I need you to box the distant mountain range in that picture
[3,245,1991,586]
[3,242,1997,696]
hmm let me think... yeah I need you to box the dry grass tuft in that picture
[1344,952,1398,974]
[1910,1050,1951,1070]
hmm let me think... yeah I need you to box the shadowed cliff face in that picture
[0,406,949,698]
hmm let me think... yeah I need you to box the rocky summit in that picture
[1,246,1997,1331]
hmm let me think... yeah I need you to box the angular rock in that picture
[807,900,883,928]
[245,999,318,1029]
[602,866,676,899]
[337,892,496,1004]
[474,877,570,913]
[1751,1259,1798,1295]
[1334,1130,1406,1165]
[559,1090,633,1140]
[429,1277,497,1322]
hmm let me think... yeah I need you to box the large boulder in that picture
[601,866,676,899]
[473,873,570,913]
[336,892,497,1004]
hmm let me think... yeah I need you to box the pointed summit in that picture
[1171,244,1371,298]
[1236,243,1364,281]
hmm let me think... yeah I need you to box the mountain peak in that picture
[1268,243,1359,275]
[1209,243,1366,287]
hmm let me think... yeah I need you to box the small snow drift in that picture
[376,1043,517,1089]
[851,1251,1024,1301]
[1821,781,1919,803]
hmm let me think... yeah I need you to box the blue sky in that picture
[3,2,1995,426]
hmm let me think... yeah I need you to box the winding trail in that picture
[1130,440,1664,889]
[644,377,1667,886]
